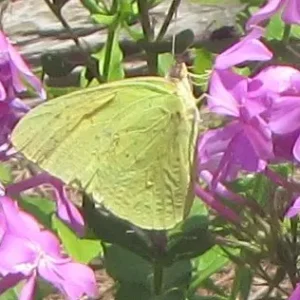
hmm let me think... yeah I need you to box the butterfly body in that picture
[12,69,199,230]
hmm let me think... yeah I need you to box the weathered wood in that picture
[3,0,244,68]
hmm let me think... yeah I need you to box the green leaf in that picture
[94,25,124,82]
[123,21,144,41]
[105,244,151,286]
[164,260,192,290]
[80,0,103,14]
[166,200,212,263]
[115,284,152,300]
[188,246,232,295]
[41,52,75,78]
[193,48,213,74]
[265,13,284,41]
[166,217,213,262]
[52,216,103,263]
[174,29,195,54]
[105,245,152,287]
[233,66,251,77]
[105,244,192,292]
[192,48,213,91]
[19,196,56,229]
[290,25,300,39]
[91,13,116,25]
[115,284,186,300]
[158,53,175,77]
[0,163,12,184]
[230,266,253,300]
[0,288,19,300]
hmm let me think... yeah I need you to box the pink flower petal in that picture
[208,70,246,116]
[286,195,300,217]
[38,261,97,300]
[289,283,300,300]
[246,0,284,29]
[6,173,85,236]
[19,274,37,300]
[214,27,272,69]
[269,96,300,134]
[282,0,300,24]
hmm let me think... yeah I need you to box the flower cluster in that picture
[0,30,96,298]
[194,0,300,298]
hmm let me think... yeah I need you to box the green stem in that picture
[153,262,164,295]
[137,0,153,42]
[44,0,102,83]
[137,0,157,75]
[102,19,119,82]
[156,0,181,42]
[283,24,291,44]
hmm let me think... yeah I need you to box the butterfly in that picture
[12,63,200,230]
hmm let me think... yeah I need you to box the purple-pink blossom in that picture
[5,172,85,236]
[247,0,300,30]
[0,196,97,300]
[214,27,272,70]
[0,30,45,160]
[197,36,300,219]
[0,31,45,102]
[198,69,273,185]
[289,283,300,300]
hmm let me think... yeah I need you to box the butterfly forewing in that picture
[12,76,199,230]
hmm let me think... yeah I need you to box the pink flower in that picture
[247,0,300,30]
[289,283,300,300]
[0,196,97,300]
[214,27,272,70]
[0,30,45,161]
[0,31,45,102]
[199,69,273,184]
[248,65,300,99]
[6,173,85,236]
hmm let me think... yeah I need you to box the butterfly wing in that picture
[12,77,198,230]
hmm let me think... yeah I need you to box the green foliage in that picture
[192,48,213,91]
[265,13,285,41]
[52,216,103,263]
[158,53,176,77]
[0,288,19,300]
[189,246,234,295]
[0,163,12,184]
[105,244,192,300]
[19,195,56,230]
[230,266,253,300]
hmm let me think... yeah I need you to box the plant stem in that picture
[102,20,119,82]
[137,0,153,42]
[44,0,102,83]
[137,0,157,75]
[283,24,291,44]
[156,0,181,41]
[153,262,164,295]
